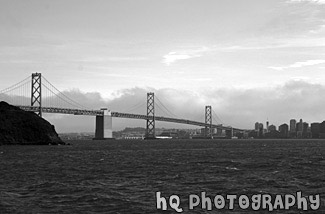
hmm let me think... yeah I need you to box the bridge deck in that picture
[17,105,244,132]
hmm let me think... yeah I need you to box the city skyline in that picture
[253,117,325,139]
[255,117,320,130]
[0,0,325,132]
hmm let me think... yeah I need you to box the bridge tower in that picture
[145,92,155,139]
[31,73,42,117]
[205,105,212,139]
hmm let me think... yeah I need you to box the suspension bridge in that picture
[0,73,245,139]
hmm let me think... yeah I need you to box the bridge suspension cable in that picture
[119,99,146,114]
[42,76,89,109]
[155,95,179,118]
[0,73,245,132]
[212,108,226,125]
[212,108,239,129]
[0,76,30,106]
[0,74,90,110]
[124,102,146,113]
[0,76,30,94]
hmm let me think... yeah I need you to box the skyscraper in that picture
[319,121,325,138]
[255,122,259,131]
[289,119,297,138]
[303,122,309,138]
[258,123,264,138]
[279,123,289,138]
[290,119,296,132]
[269,124,276,132]
[311,123,320,139]
[296,119,303,138]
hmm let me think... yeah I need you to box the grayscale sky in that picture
[1,0,325,132]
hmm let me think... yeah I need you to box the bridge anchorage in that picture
[93,108,114,140]
[0,73,244,140]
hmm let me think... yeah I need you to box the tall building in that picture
[290,119,296,132]
[311,123,320,139]
[279,123,289,138]
[303,122,308,133]
[255,122,259,131]
[319,121,325,139]
[269,124,276,132]
[296,119,303,138]
[266,121,269,132]
[258,123,264,138]
[296,119,303,131]
[302,122,309,138]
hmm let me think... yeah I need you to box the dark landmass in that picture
[0,101,64,145]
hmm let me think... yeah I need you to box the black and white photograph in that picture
[0,0,324,213]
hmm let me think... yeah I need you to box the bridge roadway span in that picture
[17,105,243,132]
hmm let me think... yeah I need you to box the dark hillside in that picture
[0,101,64,145]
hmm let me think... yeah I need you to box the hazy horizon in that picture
[1,0,325,132]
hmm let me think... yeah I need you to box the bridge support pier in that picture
[93,108,114,140]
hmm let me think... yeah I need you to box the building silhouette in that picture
[319,121,325,138]
[289,119,296,138]
[258,123,264,138]
[255,122,259,131]
[296,119,303,138]
[269,124,276,132]
[303,122,310,138]
[279,123,289,138]
[311,123,320,138]
[290,119,296,132]
[252,118,319,139]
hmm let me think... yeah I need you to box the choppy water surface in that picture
[0,139,325,213]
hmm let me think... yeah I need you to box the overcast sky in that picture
[0,0,325,132]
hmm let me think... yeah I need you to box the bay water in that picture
[0,139,324,213]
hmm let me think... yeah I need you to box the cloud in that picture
[200,80,325,128]
[184,78,212,82]
[269,59,325,70]
[162,47,209,66]
[28,80,325,133]
[309,24,325,34]
[3,79,325,133]
[163,52,199,66]
[0,60,37,64]
[79,56,148,63]
[289,60,325,68]
[288,0,325,4]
